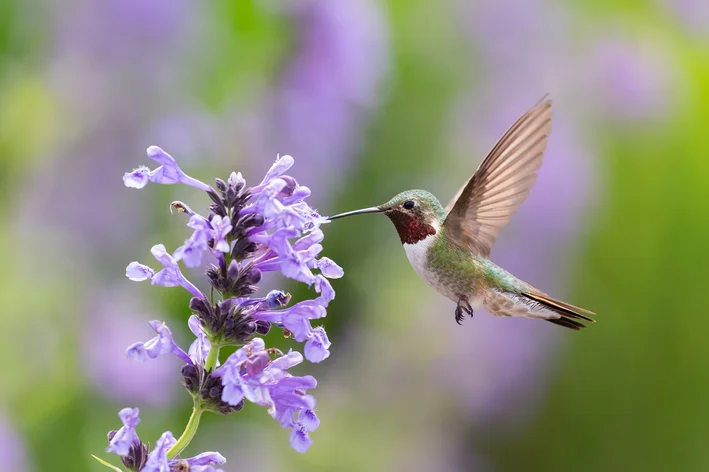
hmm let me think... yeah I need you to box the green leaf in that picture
[90,455,123,472]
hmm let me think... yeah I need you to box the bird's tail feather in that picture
[522,292,596,330]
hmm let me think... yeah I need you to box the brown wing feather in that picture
[443,98,553,257]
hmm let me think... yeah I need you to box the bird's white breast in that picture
[403,234,437,286]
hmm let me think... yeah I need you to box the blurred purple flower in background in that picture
[263,0,389,196]
[38,0,200,255]
[664,0,709,37]
[584,35,673,122]
[0,414,29,472]
[83,288,181,408]
[28,0,209,410]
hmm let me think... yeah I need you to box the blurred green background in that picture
[1,0,708,470]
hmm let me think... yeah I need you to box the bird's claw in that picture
[455,306,464,325]
[455,296,474,325]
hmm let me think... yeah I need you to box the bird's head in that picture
[329,189,445,244]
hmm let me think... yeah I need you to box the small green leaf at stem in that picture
[91,454,123,472]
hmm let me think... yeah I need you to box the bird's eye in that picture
[403,200,415,210]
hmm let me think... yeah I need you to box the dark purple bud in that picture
[231,238,257,260]
[227,260,239,279]
[246,267,262,285]
[234,213,265,233]
[209,202,227,217]
[181,364,201,394]
[207,188,223,206]
[218,298,238,314]
[189,297,212,319]
[255,320,271,335]
[214,178,227,192]
[107,430,117,443]
[200,374,245,416]
[225,185,238,206]
[116,440,149,471]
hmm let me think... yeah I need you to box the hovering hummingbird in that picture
[329,98,595,329]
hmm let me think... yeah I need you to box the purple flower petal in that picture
[228,171,245,188]
[210,215,232,253]
[105,407,140,456]
[304,327,331,363]
[173,451,226,468]
[146,146,211,191]
[260,155,295,185]
[125,262,154,281]
[314,276,335,305]
[126,320,192,365]
[187,316,211,365]
[142,431,175,472]
[292,229,324,251]
[300,409,320,432]
[149,244,203,298]
[289,423,312,453]
[123,166,150,189]
[316,257,343,278]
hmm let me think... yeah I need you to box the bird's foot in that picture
[455,296,474,325]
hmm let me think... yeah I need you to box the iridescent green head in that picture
[329,189,446,244]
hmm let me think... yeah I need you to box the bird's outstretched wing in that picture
[443,98,552,257]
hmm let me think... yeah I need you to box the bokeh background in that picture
[1,0,708,470]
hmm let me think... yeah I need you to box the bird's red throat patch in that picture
[387,211,437,244]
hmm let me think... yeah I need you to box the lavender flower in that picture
[95,147,341,468]
[0,414,30,472]
[105,410,225,472]
[106,408,141,456]
[265,0,390,195]
[126,244,203,298]
[83,289,180,407]
[213,338,319,446]
[123,146,211,191]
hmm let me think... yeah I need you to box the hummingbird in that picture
[329,98,595,329]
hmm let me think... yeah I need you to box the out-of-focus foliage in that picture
[1,0,708,470]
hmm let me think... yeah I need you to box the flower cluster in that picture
[104,408,226,472]
[99,146,341,470]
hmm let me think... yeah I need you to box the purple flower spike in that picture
[304,327,331,363]
[119,149,340,455]
[126,320,192,365]
[126,261,155,281]
[123,166,151,189]
[106,407,141,456]
[149,244,203,298]
[142,431,175,472]
[146,146,211,191]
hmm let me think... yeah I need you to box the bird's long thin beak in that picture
[328,206,384,220]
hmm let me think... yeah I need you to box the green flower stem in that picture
[167,344,222,459]
[205,343,221,372]
[167,396,203,460]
